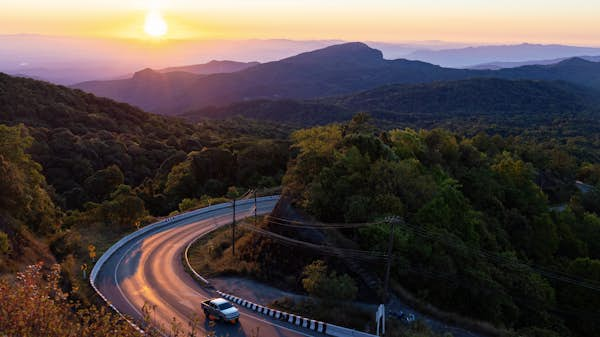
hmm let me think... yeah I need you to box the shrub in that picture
[301,260,358,302]
[0,263,142,337]
[0,231,9,254]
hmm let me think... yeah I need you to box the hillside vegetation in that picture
[231,115,600,337]
[0,73,292,335]
[185,78,599,132]
[1,73,290,214]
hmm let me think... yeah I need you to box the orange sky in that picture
[2,0,600,45]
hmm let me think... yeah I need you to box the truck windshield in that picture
[218,303,233,310]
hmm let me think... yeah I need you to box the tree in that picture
[0,124,59,233]
[0,263,143,337]
[558,258,600,337]
[83,165,124,202]
[415,178,482,244]
[301,260,357,302]
[165,160,197,201]
[97,185,147,228]
[0,231,10,254]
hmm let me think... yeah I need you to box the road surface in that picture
[95,197,318,337]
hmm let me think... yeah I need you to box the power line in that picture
[240,223,388,261]
[393,220,600,292]
[246,217,600,318]
[265,216,374,229]
[267,214,600,292]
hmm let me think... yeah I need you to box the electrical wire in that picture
[240,223,388,261]
[267,214,600,291]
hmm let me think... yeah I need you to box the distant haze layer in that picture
[0,36,348,84]
[3,35,600,85]
[0,35,478,84]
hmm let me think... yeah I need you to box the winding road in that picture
[94,197,319,337]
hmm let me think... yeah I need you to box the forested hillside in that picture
[2,66,600,337]
[0,73,290,214]
[0,72,292,286]
[0,73,295,335]
[232,115,600,337]
[183,78,600,145]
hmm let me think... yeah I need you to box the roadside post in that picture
[232,198,236,256]
[81,263,88,280]
[383,216,401,302]
[376,304,385,336]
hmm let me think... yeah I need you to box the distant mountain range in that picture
[0,35,343,84]
[5,34,600,85]
[0,35,467,85]
[72,43,477,114]
[405,43,600,68]
[469,55,600,70]
[181,78,597,127]
[73,42,600,115]
[157,60,260,75]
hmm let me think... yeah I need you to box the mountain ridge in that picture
[72,42,600,115]
[181,77,598,127]
[157,60,260,74]
[406,43,600,67]
[469,55,600,70]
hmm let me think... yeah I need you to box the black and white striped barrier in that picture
[216,291,371,336]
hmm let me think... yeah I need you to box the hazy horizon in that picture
[4,1,600,46]
[4,34,600,85]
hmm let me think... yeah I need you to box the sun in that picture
[144,10,168,38]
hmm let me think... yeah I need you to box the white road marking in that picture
[111,200,314,337]
[114,240,145,318]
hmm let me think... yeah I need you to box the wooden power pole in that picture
[383,216,400,302]
[232,198,236,256]
[254,189,258,226]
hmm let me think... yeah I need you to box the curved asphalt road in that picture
[95,198,319,337]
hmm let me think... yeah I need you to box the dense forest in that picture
[0,73,290,214]
[2,69,600,337]
[0,73,290,301]
[224,114,600,337]
[183,78,600,140]
[0,73,294,335]
[277,115,600,337]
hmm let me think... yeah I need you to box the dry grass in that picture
[186,219,260,278]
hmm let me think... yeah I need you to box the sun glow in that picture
[144,10,168,37]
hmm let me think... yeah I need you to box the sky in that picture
[2,0,600,45]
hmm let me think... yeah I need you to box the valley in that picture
[2,35,600,337]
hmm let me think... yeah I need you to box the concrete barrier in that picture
[213,290,379,337]
[325,324,377,337]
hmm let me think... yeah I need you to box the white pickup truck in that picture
[201,298,240,324]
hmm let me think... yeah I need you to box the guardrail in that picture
[214,291,377,337]
[89,196,280,333]
[182,218,378,337]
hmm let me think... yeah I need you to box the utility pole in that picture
[232,198,236,256]
[383,216,400,302]
[254,189,258,226]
